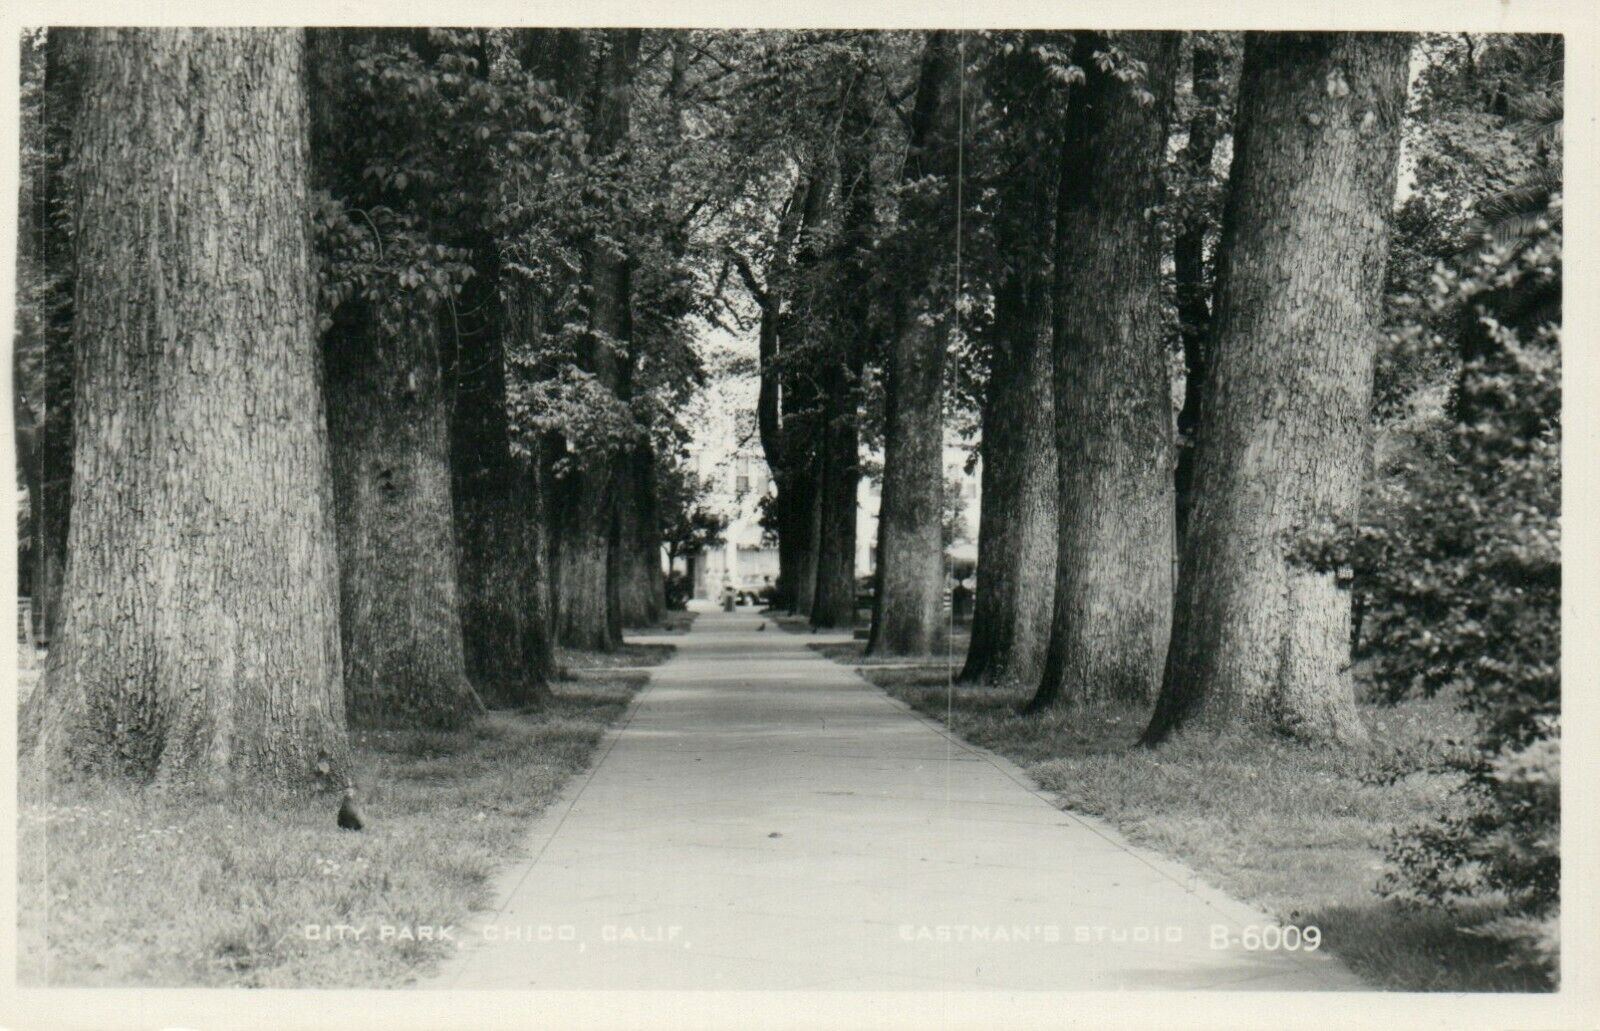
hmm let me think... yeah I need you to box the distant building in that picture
[677,326,979,602]
[682,439,980,601]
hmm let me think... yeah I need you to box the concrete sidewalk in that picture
[424,606,1363,991]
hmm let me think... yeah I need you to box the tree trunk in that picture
[451,305,551,707]
[1028,31,1180,711]
[810,73,874,631]
[1174,37,1224,547]
[445,32,553,708]
[37,28,81,643]
[810,372,861,629]
[1143,32,1409,745]
[325,301,482,727]
[502,281,559,690]
[554,29,638,651]
[959,36,1062,686]
[866,32,961,658]
[778,162,832,619]
[308,30,481,728]
[750,175,812,611]
[790,475,821,617]
[962,280,1058,687]
[616,442,665,627]
[21,28,355,792]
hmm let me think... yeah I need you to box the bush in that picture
[664,571,693,611]
[1295,212,1560,958]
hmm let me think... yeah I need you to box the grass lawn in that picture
[814,642,1551,993]
[16,646,666,987]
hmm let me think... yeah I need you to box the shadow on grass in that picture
[1305,903,1550,992]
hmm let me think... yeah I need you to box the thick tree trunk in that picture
[37,28,81,643]
[554,29,638,651]
[810,372,860,629]
[810,76,874,631]
[451,310,552,707]
[1173,38,1224,547]
[750,175,812,611]
[500,281,559,689]
[325,302,482,727]
[959,36,1062,686]
[616,443,666,627]
[961,277,1058,686]
[790,475,821,617]
[1028,32,1180,711]
[1143,32,1409,745]
[447,34,553,708]
[777,164,831,619]
[866,32,961,657]
[21,28,354,792]
[308,30,480,729]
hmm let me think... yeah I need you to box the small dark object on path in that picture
[338,787,367,831]
[758,623,766,631]
[768,831,782,838]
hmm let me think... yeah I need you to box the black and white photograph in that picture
[2,2,1591,1027]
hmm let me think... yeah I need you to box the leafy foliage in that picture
[1295,207,1559,961]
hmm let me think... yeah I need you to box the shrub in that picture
[664,571,693,611]
[1295,210,1560,966]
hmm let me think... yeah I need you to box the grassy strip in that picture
[817,643,1549,992]
[17,649,664,987]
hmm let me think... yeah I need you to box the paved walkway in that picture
[426,606,1362,991]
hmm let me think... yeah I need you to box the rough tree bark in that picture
[451,284,552,706]
[810,70,874,631]
[958,35,1062,686]
[1143,32,1409,745]
[500,277,559,691]
[867,31,961,657]
[1173,36,1224,546]
[1028,31,1179,711]
[324,300,482,727]
[312,29,481,728]
[615,444,666,627]
[779,167,832,619]
[21,28,355,792]
[448,31,553,707]
[36,28,81,642]
[553,29,638,651]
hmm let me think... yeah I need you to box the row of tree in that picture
[722,31,1406,742]
[15,28,725,792]
[729,27,1559,947]
[11,28,1561,827]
